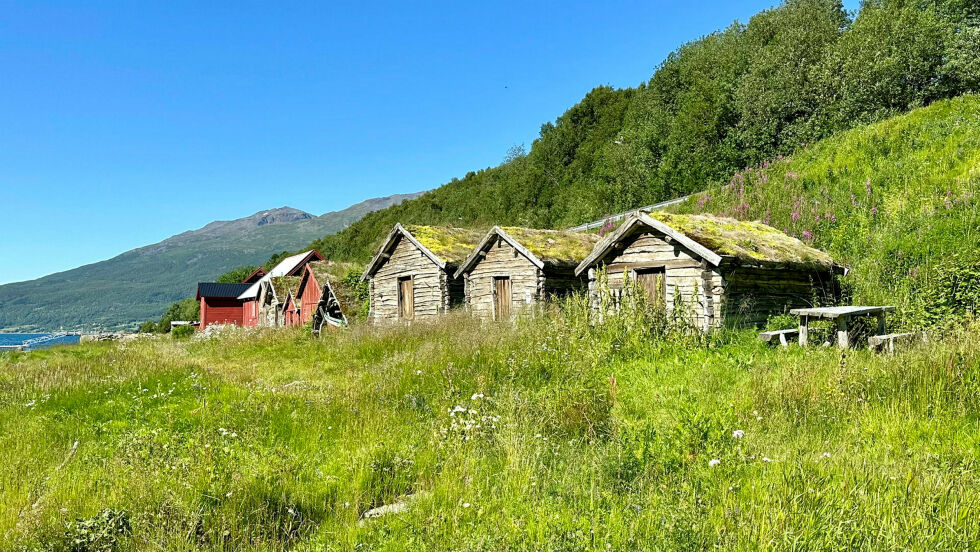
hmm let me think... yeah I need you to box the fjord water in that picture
[0,333,80,349]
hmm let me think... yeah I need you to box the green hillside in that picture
[673,94,980,328]
[304,0,979,263]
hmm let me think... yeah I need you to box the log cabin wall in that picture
[721,266,836,327]
[586,231,725,329]
[256,284,280,327]
[541,265,589,298]
[370,235,448,323]
[463,238,541,318]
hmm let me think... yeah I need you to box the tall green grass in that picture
[2,300,979,550]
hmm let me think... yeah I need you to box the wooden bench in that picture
[759,328,799,347]
[868,332,916,354]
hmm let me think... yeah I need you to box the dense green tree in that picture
[215,265,259,283]
[155,298,200,333]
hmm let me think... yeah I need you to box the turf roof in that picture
[649,212,836,268]
[403,225,485,264]
[498,227,600,265]
[305,260,359,314]
[269,276,301,301]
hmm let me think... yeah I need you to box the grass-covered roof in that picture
[305,260,360,314]
[500,227,600,265]
[269,276,301,301]
[403,225,484,264]
[649,212,836,268]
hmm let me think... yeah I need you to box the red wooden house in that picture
[196,282,252,328]
[241,269,266,326]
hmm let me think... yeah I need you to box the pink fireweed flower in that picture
[850,193,857,206]
[791,212,800,221]
[802,230,814,241]
[865,179,872,196]
[871,206,878,216]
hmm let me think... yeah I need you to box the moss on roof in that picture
[308,261,360,313]
[269,276,301,301]
[499,227,600,265]
[307,260,354,288]
[648,212,836,268]
[403,225,484,264]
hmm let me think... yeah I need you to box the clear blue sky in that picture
[0,1,859,284]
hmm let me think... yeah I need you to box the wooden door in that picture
[398,276,414,320]
[635,268,666,307]
[494,276,512,320]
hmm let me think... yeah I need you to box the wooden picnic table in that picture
[789,306,896,348]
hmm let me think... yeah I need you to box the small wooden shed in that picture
[453,226,599,319]
[295,260,357,332]
[282,291,300,327]
[196,282,252,328]
[575,212,842,329]
[362,224,483,323]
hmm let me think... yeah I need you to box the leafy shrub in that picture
[909,256,980,330]
[62,509,131,552]
[170,324,195,339]
[765,313,799,331]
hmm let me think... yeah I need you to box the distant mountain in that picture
[0,192,422,332]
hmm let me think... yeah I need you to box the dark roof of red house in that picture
[196,282,251,300]
[242,268,267,283]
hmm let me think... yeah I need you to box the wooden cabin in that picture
[196,282,252,328]
[575,212,842,329]
[295,261,357,333]
[257,275,300,326]
[237,250,324,327]
[362,224,483,323]
[282,291,300,327]
[454,226,599,319]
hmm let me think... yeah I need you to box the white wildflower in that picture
[462,502,471,508]
[822,452,831,458]
[762,457,773,462]
[225,492,233,498]
[416,370,423,375]
[732,429,744,439]
[708,459,721,467]
[471,393,484,400]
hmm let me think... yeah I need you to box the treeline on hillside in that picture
[304,0,979,262]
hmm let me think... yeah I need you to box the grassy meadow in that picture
[3,302,980,550]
